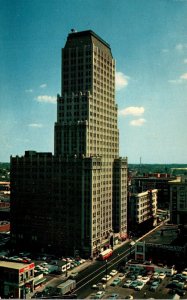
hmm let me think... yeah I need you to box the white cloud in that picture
[130,118,146,126]
[175,43,187,51]
[118,106,145,117]
[168,72,187,84]
[28,123,43,128]
[184,59,187,64]
[116,72,129,91]
[168,79,182,84]
[40,83,47,88]
[162,49,169,53]
[25,89,33,93]
[180,73,187,80]
[35,95,56,104]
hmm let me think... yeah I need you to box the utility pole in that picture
[65,258,68,278]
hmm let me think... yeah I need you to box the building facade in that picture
[130,173,174,209]
[10,30,128,258]
[169,176,187,225]
[0,261,34,298]
[128,189,157,232]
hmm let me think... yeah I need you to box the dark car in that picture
[175,289,186,296]
[169,288,186,296]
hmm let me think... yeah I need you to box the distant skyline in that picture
[1,0,187,163]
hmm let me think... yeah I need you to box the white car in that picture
[95,291,105,299]
[102,275,112,282]
[92,283,106,290]
[110,269,118,277]
[141,276,150,283]
[124,296,133,299]
[158,272,166,280]
[118,273,126,280]
[123,280,132,288]
[153,272,159,279]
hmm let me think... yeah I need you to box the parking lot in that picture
[87,266,187,299]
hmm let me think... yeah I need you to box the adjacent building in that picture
[169,176,187,225]
[10,30,128,258]
[0,261,34,298]
[128,189,158,233]
[130,173,174,209]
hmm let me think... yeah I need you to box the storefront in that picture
[0,261,35,298]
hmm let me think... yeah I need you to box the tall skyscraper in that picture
[10,30,128,258]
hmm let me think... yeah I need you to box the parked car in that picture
[118,273,126,280]
[124,295,133,299]
[129,280,139,289]
[141,276,150,284]
[95,291,105,299]
[110,278,121,286]
[152,272,159,279]
[135,281,145,291]
[175,289,186,296]
[159,272,166,280]
[123,280,132,288]
[110,270,118,277]
[107,293,119,299]
[149,283,159,291]
[128,273,136,281]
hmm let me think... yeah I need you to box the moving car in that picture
[92,283,106,290]
[102,275,111,282]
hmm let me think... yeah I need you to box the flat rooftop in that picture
[0,260,31,270]
[144,225,179,245]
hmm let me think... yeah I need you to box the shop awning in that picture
[34,278,46,286]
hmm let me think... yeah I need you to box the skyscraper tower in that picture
[10,30,128,258]
[55,30,118,159]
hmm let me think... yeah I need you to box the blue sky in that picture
[1,0,187,163]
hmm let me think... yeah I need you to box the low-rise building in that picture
[131,173,174,209]
[129,189,157,233]
[169,176,187,225]
[0,260,35,298]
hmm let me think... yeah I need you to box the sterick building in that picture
[10,30,128,258]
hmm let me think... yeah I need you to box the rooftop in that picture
[143,225,181,246]
[0,260,32,270]
[67,30,111,49]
